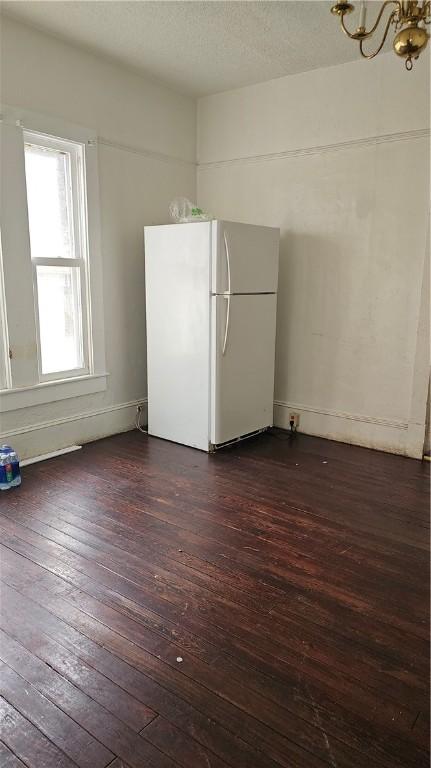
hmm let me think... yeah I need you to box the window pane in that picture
[25,143,74,259]
[36,265,84,374]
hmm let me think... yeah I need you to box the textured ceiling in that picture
[2,1,388,96]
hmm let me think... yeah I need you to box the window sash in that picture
[24,141,75,261]
[32,259,90,382]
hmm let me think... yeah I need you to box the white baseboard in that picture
[273,399,417,457]
[21,445,82,467]
[1,396,421,461]
[1,398,147,461]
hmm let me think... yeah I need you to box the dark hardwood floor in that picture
[0,429,429,768]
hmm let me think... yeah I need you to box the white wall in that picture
[197,53,430,458]
[1,17,429,460]
[0,17,196,458]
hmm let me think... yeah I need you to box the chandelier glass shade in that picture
[330,0,430,69]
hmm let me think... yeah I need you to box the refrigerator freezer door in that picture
[145,222,211,451]
[210,293,277,445]
[211,221,279,295]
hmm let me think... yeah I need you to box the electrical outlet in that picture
[136,403,146,414]
[289,412,300,428]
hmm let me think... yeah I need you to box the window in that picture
[24,133,89,380]
[0,237,11,391]
[0,109,106,413]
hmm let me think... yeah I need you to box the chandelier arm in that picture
[359,10,397,57]
[340,0,400,39]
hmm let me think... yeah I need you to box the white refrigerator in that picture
[144,220,279,451]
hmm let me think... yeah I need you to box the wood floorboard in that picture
[0,633,179,768]
[0,522,426,732]
[8,489,429,602]
[2,553,427,766]
[29,487,428,653]
[14,499,430,637]
[0,697,82,768]
[0,430,429,767]
[0,662,114,768]
[3,510,422,688]
[0,585,259,768]
[0,741,28,768]
[27,452,429,590]
[5,479,427,642]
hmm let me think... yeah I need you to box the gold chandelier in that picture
[330,0,430,69]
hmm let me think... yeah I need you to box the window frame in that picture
[0,106,107,414]
[0,235,12,391]
[24,130,91,382]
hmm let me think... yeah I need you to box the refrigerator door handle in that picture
[223,230,232,294]
[221,231,232,355]
[222,295,231,356]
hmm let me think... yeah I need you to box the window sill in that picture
[0,373,109,413]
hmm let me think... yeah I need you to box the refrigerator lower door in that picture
[210,293,277,446]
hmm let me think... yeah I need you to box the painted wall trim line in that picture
[274,399,408,430]
[98,136,196,167]
[198,128,430,169]
[0,397,148,439]
[1,104,195,168]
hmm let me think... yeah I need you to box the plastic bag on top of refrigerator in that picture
[169,197,210,223]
